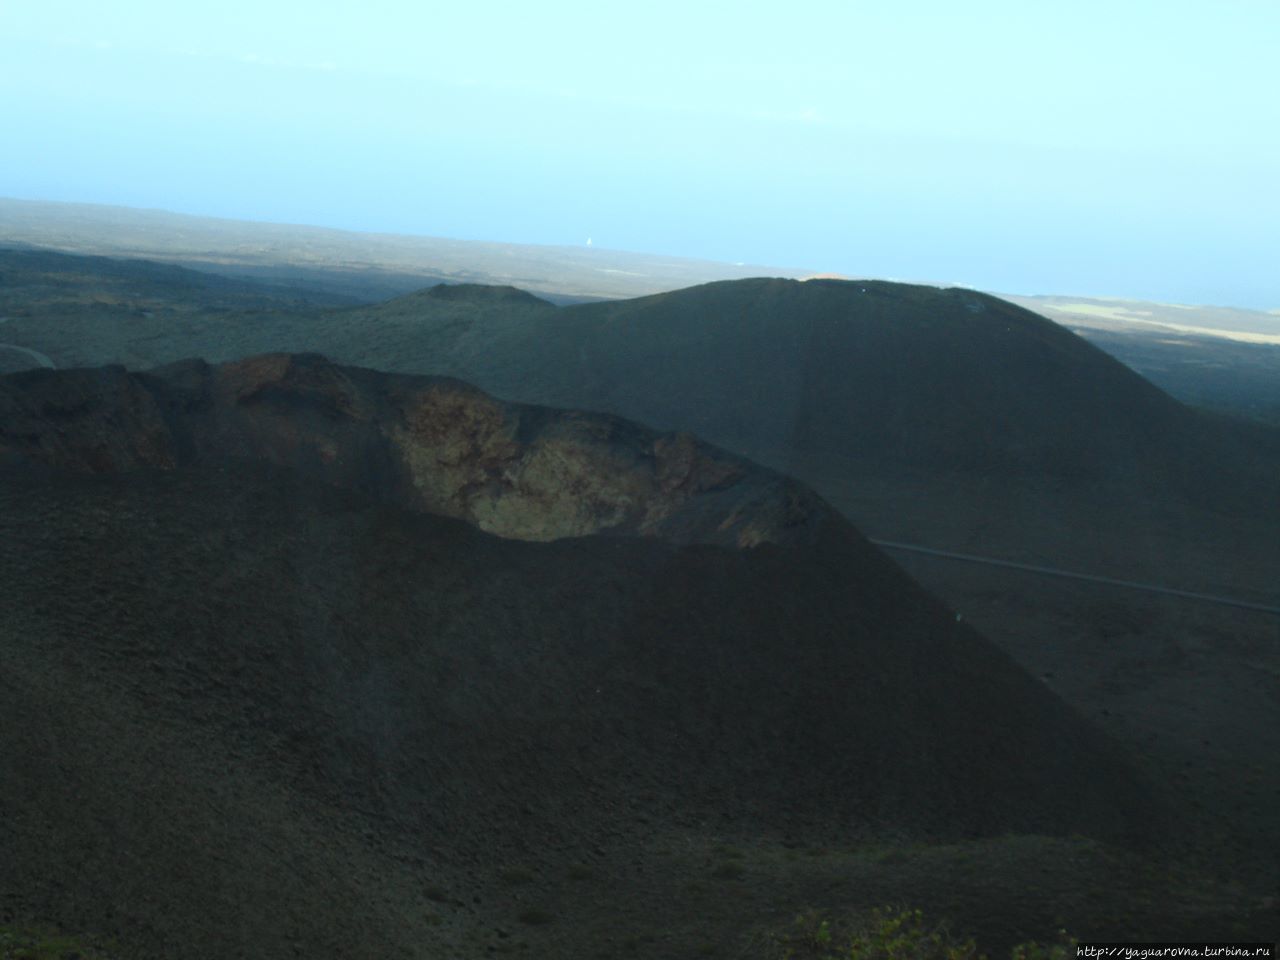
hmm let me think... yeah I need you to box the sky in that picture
[1,0,1277,307]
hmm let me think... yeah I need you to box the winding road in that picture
[869,538,1280,615]
[0,343,55,369]
[0,317,56,369]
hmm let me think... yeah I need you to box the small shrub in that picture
[779,909,840,958]
[844,907,981,960]
[1010,930,1077,960]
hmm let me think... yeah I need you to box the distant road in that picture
[869,538,1280,615]
[0,343,55,369]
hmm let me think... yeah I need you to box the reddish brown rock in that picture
[0,353,830,549]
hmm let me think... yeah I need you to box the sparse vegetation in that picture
[776,907,1077,960]
[0,923,125,960]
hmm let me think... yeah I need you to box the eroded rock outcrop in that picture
[0,352,831,548]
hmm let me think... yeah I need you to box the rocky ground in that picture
[6,357,1268,958]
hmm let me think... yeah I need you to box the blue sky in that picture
[2,1,1277,307]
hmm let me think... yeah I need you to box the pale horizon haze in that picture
[1,1,1277,308]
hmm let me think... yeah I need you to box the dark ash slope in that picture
[0,356,1166,958]
[417,278,1277,498]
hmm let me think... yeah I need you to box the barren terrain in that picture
[1,241,1277,954]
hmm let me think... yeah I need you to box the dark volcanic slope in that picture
[12,262,1278,513]
[529,279,1183,475]
[322,278,1280,599]
[120,276,1271,529]
[411,278,1277,495]
[0,356,1164,957]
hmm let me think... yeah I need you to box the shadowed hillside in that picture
[0,355,1187,958]
[6,251,1274,494]
[480,278,1193,480]
[390,278,1280,506]
[7,261,1277,595]
[322,279,1280,595]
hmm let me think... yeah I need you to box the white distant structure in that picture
[586,237,593,247]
